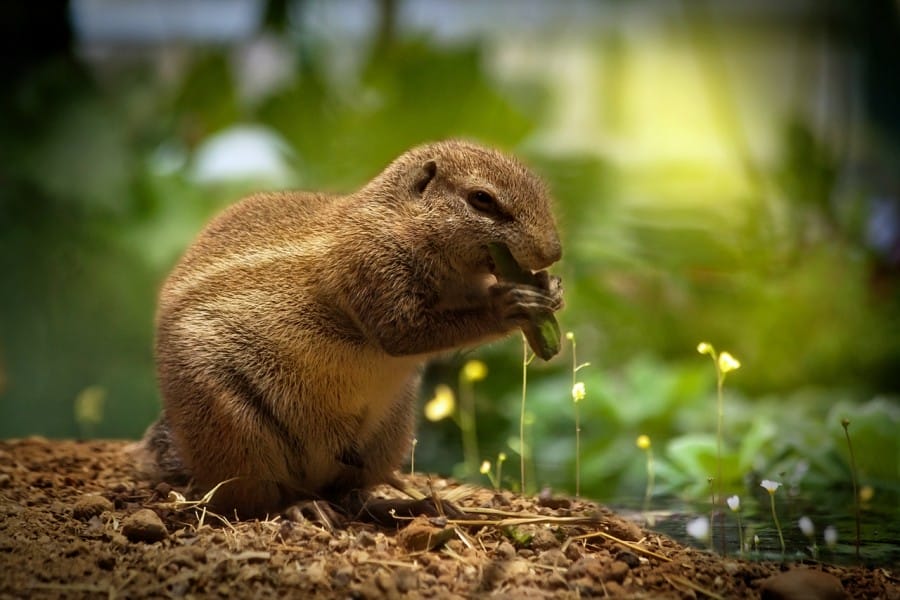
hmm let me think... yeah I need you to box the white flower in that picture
[686,516,710,541]
[760,479,781,494]
[824,525,838,548]
[571,382,586,402]
[798,516,815,537]
[726,495,740,512]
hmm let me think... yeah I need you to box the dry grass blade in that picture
[664,574,724,599]
[449,513,601,528]
[564,530,671,562]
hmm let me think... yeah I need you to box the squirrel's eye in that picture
[467,190,498,214]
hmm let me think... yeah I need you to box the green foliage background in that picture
[1,1,898,505]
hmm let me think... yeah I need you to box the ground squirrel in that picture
[135,140,564,518]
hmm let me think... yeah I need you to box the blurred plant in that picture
[425,385,455,422]
[636,434,654,519]
[840,417,861,560]
[566,331,590,497]
[495,452,507,490]
[74,385,106,439]
[480,460,494,488]
[726,495,743,556]
[824,525,838,550]
[686,516,710,545]
[409,437,417,476]
[480,453,508,491]
[519,335,535,493]
[459,360,487,476]
[798,516,818,559]
[761,479,786,555]
[697,342,740,553]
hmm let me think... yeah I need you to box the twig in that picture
[664,574,724,599]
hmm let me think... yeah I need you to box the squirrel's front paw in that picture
[533,271,564,312]
[490,281,561,326]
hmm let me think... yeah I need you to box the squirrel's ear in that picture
[413,160,437,196]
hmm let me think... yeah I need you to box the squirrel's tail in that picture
[127,414,191,485]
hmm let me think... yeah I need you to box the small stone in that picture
[604,581,625,597]
[760,569,847,600]
[564,542,583,561]
[333,564,354,588]
[305,560,328,587]
[355,530,377,548]
[538,487,572,510]
[568,556,605,581]
[531,527,560,550]
[154,481,171,499]
[72,495,114,521]
[375,570,397,595]
[396,517,454,552]
[615,550,641,569]
[538,548,570,568]
[121,508,168,543]
[96,554,116,570]
[496,541,517,560]
[604,560,630,583]
[394,567,418,593]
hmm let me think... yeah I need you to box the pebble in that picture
[72,494,114,521]
[121,508,168,543]
[605,560,630,583]
[760,568,847,600]
[496,541,517,560]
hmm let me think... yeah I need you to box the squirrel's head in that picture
[367,140,562,276]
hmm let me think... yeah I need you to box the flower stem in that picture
[842,419,861,560]
[770,492,786,555]
[571,335,580,498]
[716,367,725,555]
[642,446,654,514]
[520,334,529,494]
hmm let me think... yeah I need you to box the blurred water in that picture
[611,492,900,568]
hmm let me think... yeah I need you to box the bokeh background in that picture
[2,0,899,522]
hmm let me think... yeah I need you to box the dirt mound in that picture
[0,438,896,598]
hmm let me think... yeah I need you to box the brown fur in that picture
[134,140,563,517]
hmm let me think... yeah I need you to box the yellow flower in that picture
[74,386,106,426]
[565,331,575,341]
[718,352,741,373]
[424,384,455,421]
[571,382,586,402]
[497,452,507,463]
[636,434,651,450]
[480,460,491,475]
[462,360,488,382]
[697,342,713,355]
[860,485,874,503]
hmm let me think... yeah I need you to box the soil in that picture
[0,438,896,599]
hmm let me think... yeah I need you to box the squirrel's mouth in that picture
[485,253,497,276]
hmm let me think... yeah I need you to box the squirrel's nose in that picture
[535,234,562,268]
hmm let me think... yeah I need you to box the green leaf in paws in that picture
[487,243,561,360]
